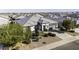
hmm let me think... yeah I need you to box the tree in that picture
[9,16,16,24]
[70,21,76,29]
[34,19,43,36]
[62,19,76,31]
[35,25,39,36]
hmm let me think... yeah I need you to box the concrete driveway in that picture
[74,28,79,33]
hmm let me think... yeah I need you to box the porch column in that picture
[55,23,58,29]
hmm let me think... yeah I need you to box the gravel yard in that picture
[19,36,61,50]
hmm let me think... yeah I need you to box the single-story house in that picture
[0,14,58,32]
[15,14,58,32]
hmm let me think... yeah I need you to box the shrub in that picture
[62,19,76,31]
[60,27,66,31]
[0,23,32,47]
[43,33,48,37]
[39,36,42,39]
[32,36,36,39]
[42,42,46,44]
[44,29,48,31]
[22,39,31,44]
[48,33,56,37]
[51,34,56,37]
[69,30,75,33]
[12,46,20,50]
[23,27,32,44]
[48,33,52,36]
[12,48,17,50]
[32,37,39,42]
[32,33,40,39]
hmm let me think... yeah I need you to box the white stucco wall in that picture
[30,26,35,31]
[49,23,58,30]
[42,23,49,31]
[30,23,58,32]
[41,23,58,31]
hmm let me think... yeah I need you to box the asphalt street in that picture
[53,40,79,50]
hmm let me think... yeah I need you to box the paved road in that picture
[53,40,79,50]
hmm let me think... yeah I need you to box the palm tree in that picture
[8,16,16,24]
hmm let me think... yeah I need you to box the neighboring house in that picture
[15,14,58,32]
[0,16,9,26]
[76,18,79,24]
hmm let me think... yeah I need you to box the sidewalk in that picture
[54,32,73,40]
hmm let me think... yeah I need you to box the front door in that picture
[43,25,46,31]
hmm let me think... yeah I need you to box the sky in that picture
[0,9,79,13]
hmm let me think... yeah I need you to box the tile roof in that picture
[15,14,58,26]
[15,16,31,25]
[24,14,58,26]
